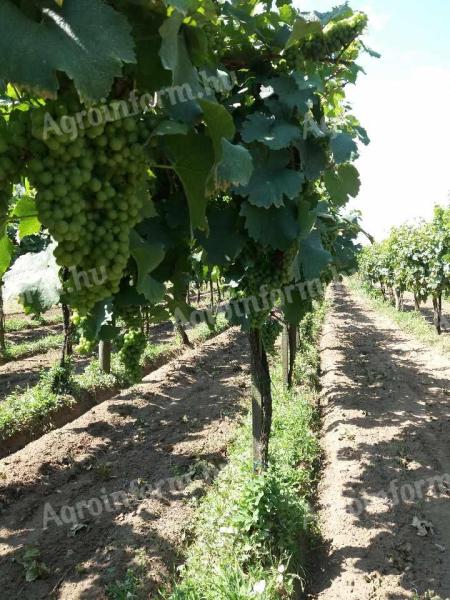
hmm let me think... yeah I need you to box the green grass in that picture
[0,315,229,442]
[0,362,77,438]
[347,276,450,355]
[107,303,326,600]
[4,313,63,333]
[1,333,64,362]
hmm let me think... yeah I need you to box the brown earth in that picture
[310,284,450,600]
[0,327,250,599]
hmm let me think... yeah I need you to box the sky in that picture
[294,0,450,240]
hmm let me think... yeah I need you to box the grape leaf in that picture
[152,121,189,137]
[19,217,41,239]
[236,148,304,208]
[129,228,168,303]
[82,299,114,341]
[285,17,322,49]
[0,234,13,278]
[196,203,246,266]
[165,132,215,230]
[298,199,318,240]
[361,42,381,59]
[296,137,327,180]
[129,230,165,296]
[241,113,300,150]
[324,163,360,205]
[266,75,316,114]
[159,11,201,122]
[12,195,37,218]
[330,132,358,164]
[199,99,235,161]
[0,0,136,101]
[313,5,353,26]
[298,230,332,280]
[240,202,300,250]
[282,290,312,326]
[13,196,41,239]
[333,235,360,272]
[199,99,236,189]
[217,140,253,187]
[137,276,166,304]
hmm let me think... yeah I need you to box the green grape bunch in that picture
[238,242,298,329]
[0,110,32,229]
[261,316,283,355]
[302,13,368,61]
[26,100,153,314]
[119,329,147,382]
[203,22,228,58]
[242,242,298,297]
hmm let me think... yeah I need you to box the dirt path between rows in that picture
[310,284,450,600]
[0,327,250,599]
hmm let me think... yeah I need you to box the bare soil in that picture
[310,284,450,600]
[0,327,250,599]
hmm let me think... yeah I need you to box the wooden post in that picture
[414,293,421,311]
[209,277,214,308]
[177,323,193,348]
[99,340,112,373]
[248,329,272,471]
[287,323,297,389]
[61,303,73,365]
[281,323,289,390]
[0,282,5,355]
[433,295,442,335]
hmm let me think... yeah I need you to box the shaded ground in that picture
[0,327,250,599]
[309,284,450,600]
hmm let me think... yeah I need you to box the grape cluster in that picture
[26,101,152,314]
[239,242,298,328]
[261,317,283,355]
[75,336,95,355]
[302,14,368,61]
[0,110,30,228]
[119,329,147,382]
[71,312,96,354]
[242,242,298,296]
[282,49,300,72]
[204,22,227,58]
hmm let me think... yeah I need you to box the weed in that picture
[17,547,49,582]
[2,333,64,362]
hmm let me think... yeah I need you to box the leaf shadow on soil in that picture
[309,286,450,600]
[0,330,250,600]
